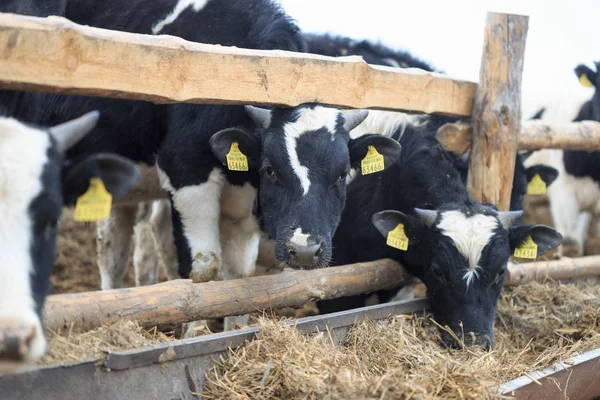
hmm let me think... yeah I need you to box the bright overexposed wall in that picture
[279,0,599,121]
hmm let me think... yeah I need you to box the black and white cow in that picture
[305,33,556,214]
[319,119,562,348]
[524,61,600,256]
[0,111,140,363]
[0,1,401,298]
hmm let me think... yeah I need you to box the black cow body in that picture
[319,120,562,348]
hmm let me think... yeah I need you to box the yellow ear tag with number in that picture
[514,236,538,259]
[579,73,594,88]
[73,178,112,222]
[361,145,385,175]
[527,173,547,195]
[226,142,249,171]
[386,223,409,251]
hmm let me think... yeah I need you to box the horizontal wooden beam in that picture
[44,255,600,332]
[0,13,476,116]
[43,259,414,331]
[438,120,600,153]
[506,255,600,286]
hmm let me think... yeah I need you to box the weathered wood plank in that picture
[0,13,476,116]
[43,259,414,331]
[467,12,529,210]
[438,120,600,153]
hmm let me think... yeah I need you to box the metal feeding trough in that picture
[1,297,599,400]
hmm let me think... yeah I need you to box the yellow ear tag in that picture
[386,223,409,251]
[73,178,112,222]
[579,73,594,88]
[527,173,547,195]
[514,236,538,259]
[226,142,249,171]
[361,145,385,175]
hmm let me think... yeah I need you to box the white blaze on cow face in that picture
[283,106,341,196]
[290,227,310,247]
[437,210,499,286]
[152,0,210,34]
[0,119,51,361]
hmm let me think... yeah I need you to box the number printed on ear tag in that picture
[226,142,249,171]
[514,236,538,259]
[386,223,409,251]
[361,145,385,175]
[527,173,547,195]
[73,178,112,222]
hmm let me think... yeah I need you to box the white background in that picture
[279,0,599,120]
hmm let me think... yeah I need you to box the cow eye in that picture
[429,264,445,282]
[333,172,347,186]
[263,165,278,184]
[495,267,507,282]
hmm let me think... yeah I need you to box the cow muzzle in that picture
[441,329,494,350]
[0,319,45,363]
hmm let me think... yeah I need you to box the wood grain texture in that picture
[437,120,600,153]
[0,13,476,116]
[43,259,412,331]
[467,13,529,210]
[506,255,600,286]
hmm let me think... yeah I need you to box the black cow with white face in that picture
[0,112,140,364]
[323,120,562,348]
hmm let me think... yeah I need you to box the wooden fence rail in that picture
[43,256,600,332]
[438,120,600,153]
[0,13,476,116]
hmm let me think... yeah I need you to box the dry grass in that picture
[203,280,600,399]
[38,320,175,366]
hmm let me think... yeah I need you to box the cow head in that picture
[0,111,140,365]
[510,151,559,213]
[575,62,600,120]
[211,103,401,269]
[372,205,562,349]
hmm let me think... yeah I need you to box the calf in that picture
[321,119,562,348]
[0,111,140,364]
[0,1,400,297]
[524,61,600,256]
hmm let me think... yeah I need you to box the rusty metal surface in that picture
[0,298,429,400]
[499,348,600,400]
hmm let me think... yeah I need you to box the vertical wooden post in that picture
[467,12,529,210]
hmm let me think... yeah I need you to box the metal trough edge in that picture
[0,298,429,400]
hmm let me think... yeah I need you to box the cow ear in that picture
[209,127,261,170]
[509,225,563,257]
[526,165,559,188]
[62,153,142,206]
[574,64,597,88]
[349,134,402,173]
[371,210,427,247]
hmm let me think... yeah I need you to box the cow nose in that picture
[441,330,493,350]
[0,325,36,361]
[289,239,325,267]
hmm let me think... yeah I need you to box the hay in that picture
[203,280,600,399]
[38,320,175,366]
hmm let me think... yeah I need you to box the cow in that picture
[0,1,402,335]
[524,61,600,257]
[0,111,141,364]
[319,118,562,349]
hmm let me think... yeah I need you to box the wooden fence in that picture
[0,11,599,320]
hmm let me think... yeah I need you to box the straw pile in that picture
[203,280,600,399]
[38,320,176,366]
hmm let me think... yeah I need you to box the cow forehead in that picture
[436,210,499,284]
[0,118,50,204]
[279,106,343,196]
[0,118,50,323]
